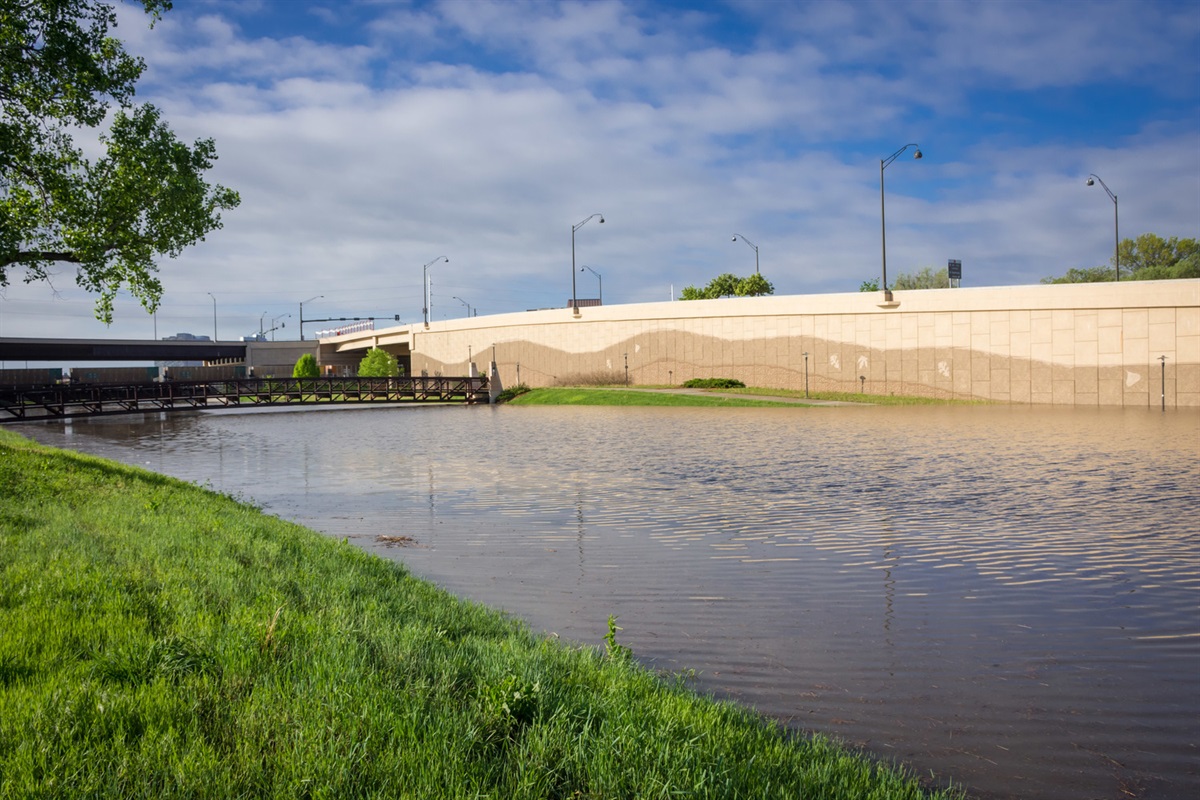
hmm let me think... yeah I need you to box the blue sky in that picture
[2,0,1198,344]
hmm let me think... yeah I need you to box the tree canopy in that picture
[1042,234,1199,284]
[892,266,949,290]
[860,267,949,291]
[292,353,319,378]
[1,0,240,322]
[358,348,400,377]
[680,272,774,300]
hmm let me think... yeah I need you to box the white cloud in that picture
[3,0,1196,348]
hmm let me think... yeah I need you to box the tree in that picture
[892,266,949,290]
[358,348,399,377]
[859,278,880,292]
[1040,266,1115,285]
[1118,232,1195,277]
[1,0,240,323]
[679,272,774,300]
[737,272,774,297]
[1042,234,1199,284]
[292,353,319,378]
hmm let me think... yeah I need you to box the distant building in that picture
[567,298,602,307]
[157,332,210,367]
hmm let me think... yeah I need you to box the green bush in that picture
[495,384,532,403]
[682,378,746,389]
[358,348,399,377]
[292,353,319,377]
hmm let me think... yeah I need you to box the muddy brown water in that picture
[20,403,1200,799]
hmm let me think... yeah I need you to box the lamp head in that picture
[599,216,605,224]
[913,148,923,160]
[731,235,738,242]
[1086,177,1095,186]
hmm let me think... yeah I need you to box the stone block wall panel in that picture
[326,281,1199,408]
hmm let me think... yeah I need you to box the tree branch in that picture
[3,250,84,266]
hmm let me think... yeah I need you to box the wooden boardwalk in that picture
[0,376,489,422]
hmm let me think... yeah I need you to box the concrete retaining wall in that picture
[358,280,1200,408]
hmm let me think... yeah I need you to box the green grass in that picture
[509,387,814,407]
[0,429,959,799]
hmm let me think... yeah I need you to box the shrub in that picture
[358,348,399,377]
[682,378,745,389]
[292,353,319,378]
[495,384,532,403]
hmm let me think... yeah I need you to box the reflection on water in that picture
[22,404,1200,800]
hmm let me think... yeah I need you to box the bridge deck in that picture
[0,376,488,422]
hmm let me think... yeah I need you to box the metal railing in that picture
[0,376,489,422]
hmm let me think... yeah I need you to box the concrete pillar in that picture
[488,361,503,404]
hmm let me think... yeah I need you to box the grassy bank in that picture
[508,387,812,407]
[506,386,983,407]
[0,429,957,799]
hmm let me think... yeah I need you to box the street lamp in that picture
[1086,174,1119,280]
[207,292,218,341]
[580,265,602,304]
[880,142,923,300]
[731,234,759,274]
[299,295,323,341]
[571,213,604,312]
[270,313,290,342]
[423,256,449,327]
[452,296,472,317]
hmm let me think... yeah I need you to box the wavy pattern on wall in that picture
[390,282,1199,408]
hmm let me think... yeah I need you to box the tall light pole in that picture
[423,255,449,327]
[270,313,290,342]
[207,292,218,341]
[880,142,923,300]
[260,311,268,338]
[1086,174,1119,280]
[299,295,322,341]
[571,213,604,312]
[580,265,602,304]
[452,296,472,317]
[731,233,759,273]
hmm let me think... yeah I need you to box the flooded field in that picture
[21,403,1200,800]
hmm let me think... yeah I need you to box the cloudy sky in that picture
[3,0,1198,344]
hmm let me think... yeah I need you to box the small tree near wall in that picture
[358,348,399,377]
[293,353,319,378]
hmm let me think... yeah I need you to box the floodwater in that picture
[19,403,1200,800]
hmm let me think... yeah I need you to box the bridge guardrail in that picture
[0,376,489,422]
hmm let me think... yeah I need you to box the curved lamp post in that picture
[299,295,322,341]
[452,296,473,317]
[1086,174,1119,281]
[880,143,923,299]
[571,213,604,312]
[207,292,218,341]
[422,256,449,327]
[580,265,602,304]
[731,233,759,274]
[270,313,290,342]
